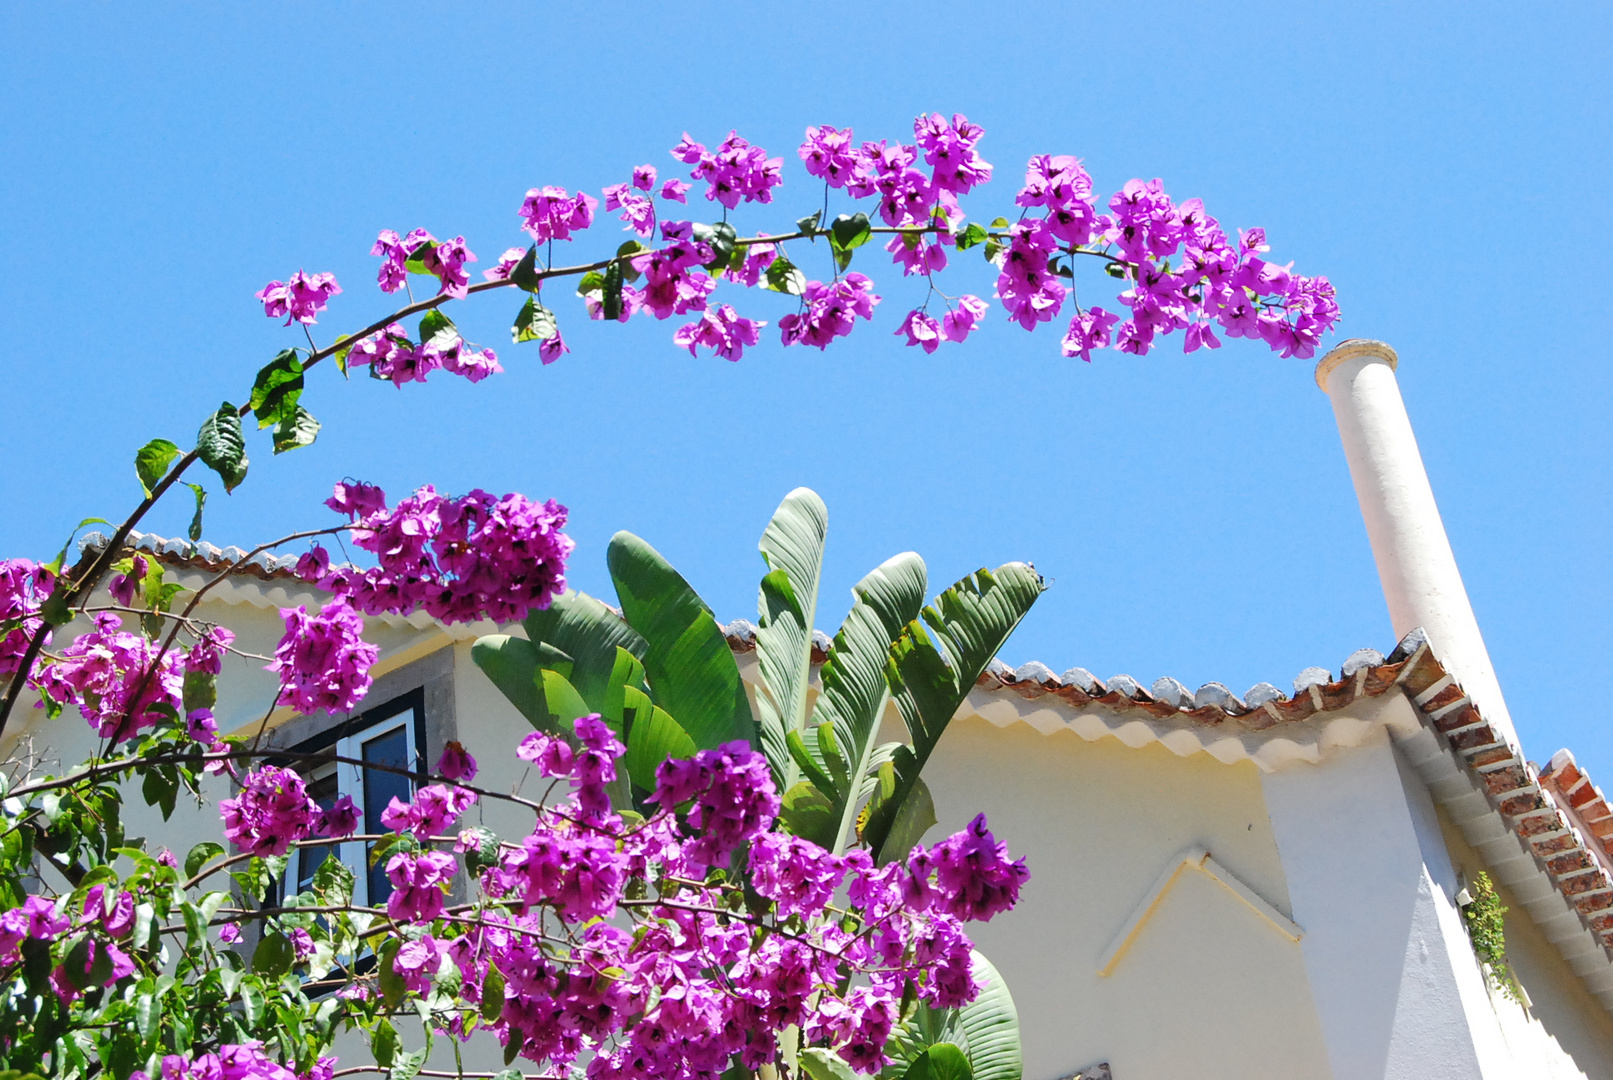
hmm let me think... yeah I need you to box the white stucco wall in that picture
[919,713,1333,1080]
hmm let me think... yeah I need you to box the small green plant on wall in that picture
[1460,871,1525,1005]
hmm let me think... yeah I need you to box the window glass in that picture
[361,725,413,905]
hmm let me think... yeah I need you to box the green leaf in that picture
[692,222,738,273]
[523,590,648,709]
[510,245,543,292]
[184,483,207,542]
[239,978,266,1027]
[800,1048,855,1080]
[863,564,1045,863]
[183,669,217,715]
[470,635,556,731]
[249,350,304,430]
[954,223,989,251]
[310,853,354,906]
[135,991,158,1042]
[389,1049,426,1080]
[810,552,927,853]
[459,826,501,879]
[904,1045,972,1080]
[184,841,224,880]
[777,780,837,848]
[513,296,559,344]
[764,255,807,296]
[419,310,461,352]
[607,532,754,752]
[601,261,625,321]
[252,932,294,978]
[576,270,607,296]
[134,439,180,497]
[539,668,592,729]
[600,646,647,728]
[617,239,647,282]
[271,405,320,454]
[481,964,506,1022]
[830,212,873,253]
[954,952,1021,1080]
[378,940,406,1007]
[404,237,438,274]
[333,334,354,378]
[754,488,828,791]
[623,688,696,791]
[983,238,1005,263]
[797,211,823,237]
[869,771,937,865]
[371,1018,399,1068]
[785,729,835,797]
[196,402,248,494]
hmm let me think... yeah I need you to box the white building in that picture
[8,340,1613,1078]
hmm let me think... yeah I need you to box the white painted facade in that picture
[7,341,1613,1077]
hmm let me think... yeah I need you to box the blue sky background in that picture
[4,4,1611,777]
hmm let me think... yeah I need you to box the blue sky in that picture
[4,4,1611,777]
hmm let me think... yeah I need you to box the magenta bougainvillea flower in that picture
[268,600,379,715]
[256,271,340,325]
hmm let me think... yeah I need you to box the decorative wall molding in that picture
[1097,846,1303,977]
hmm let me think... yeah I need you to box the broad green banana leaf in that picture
[523,589,647,706]
[470,635,574,732]
[754,488,829,792]
[861,563,1045,863]
[607,531,754,752]
[807,551,927,853]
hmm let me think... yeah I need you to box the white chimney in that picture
[1316,339,1518,750]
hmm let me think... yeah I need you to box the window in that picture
[279,688,426,908]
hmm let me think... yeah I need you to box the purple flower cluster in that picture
[185,625,234,677]
[268,600,379,715]
[0,559,53,680]
[312,482,573,625]
[345,322,503,387]
[603,167,660,238]
[165,701,1027,1080]
[220,766,318,857]
[519,187,599,244]
[516,715,623,818]
[372,230,479,299]
[996,219,1068,330]
[0,896,68,969]
[626,232,717,321]
[220,765,359,857]
[385,850,457,922]
[438,740,477,781]
[381,783,478,840]
[32,612,184,744]
[648,741,779,866]
[1002,165,1341,361]
[256,271,340,326]
[903,813,1028,922]
[672,131,784,209]
[672,304,766,362]
[778,274,881,349]
[893,295,987,355]
[152,1043,304,1080]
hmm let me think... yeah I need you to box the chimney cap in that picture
[1315,339,1398,391]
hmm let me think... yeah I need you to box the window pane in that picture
[362,724,413,905]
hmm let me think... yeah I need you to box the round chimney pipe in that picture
[1316,339,1518,750]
